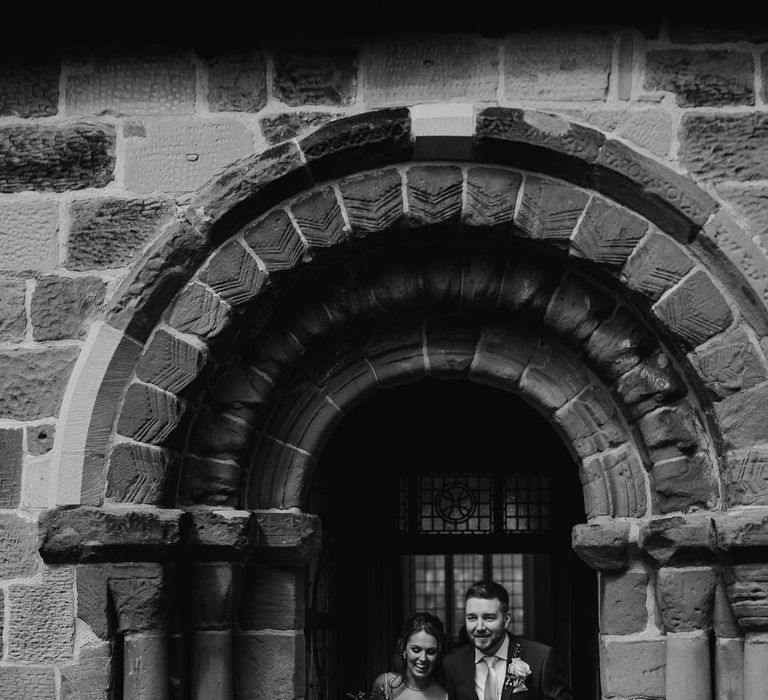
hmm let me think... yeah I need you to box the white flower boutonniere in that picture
[503,643,531,694]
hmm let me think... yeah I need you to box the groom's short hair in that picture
[465,580,509,614]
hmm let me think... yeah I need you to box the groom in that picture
[443,581,572,700]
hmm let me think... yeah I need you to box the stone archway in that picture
[38,106,768,700]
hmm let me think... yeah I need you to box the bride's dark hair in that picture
[390,611,448,688]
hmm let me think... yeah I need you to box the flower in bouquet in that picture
[503,642,531,693]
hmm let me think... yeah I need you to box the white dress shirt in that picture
[474,634,509,700]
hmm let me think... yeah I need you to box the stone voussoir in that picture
[134,328,208,394]
[115,380,185,445]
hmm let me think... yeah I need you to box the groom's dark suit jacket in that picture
[443,633,572,700]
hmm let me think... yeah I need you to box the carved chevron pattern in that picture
[242,209,306,272]
[106,441,172,504]
[168,282,230,339]
[620,232,694,302]
[463,167,521,227]
[136,329,205,394]
[571,199,648,268]
[116,382,184,445]
[291,187,347,250]
[517,178,589,242]
[339,169,404,233]
[202,241,267,306]
[406,166,463,225]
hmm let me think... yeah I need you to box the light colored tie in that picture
[483,656,498,700]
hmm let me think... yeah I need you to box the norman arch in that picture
[39,106,768,699]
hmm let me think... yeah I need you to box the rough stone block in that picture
[273,48,356,106]
[260,111,341,144]
[680,112,768,182]
[652,452,717,513]
[183,510,254,559]
[497,256,562,321]
[463,166,521,230]
[167,282,231,340]
[580,445,647,518]
[657,567,716,632]
[108,569,170,632]
[136,329,207,394]
[519,343,593,411]
[0,428,23,509]
[638,515,713,567]
[601,570,649,634]
[0,123,114,192]
[290,187,347,252]
[364,36,498,105]
[207,50,266,112]
[0,199,58,272]
[67,196,175,271]
[27,423,54,456]
[177,455,242,507]
[60,641,110,700]
[7,567,74,662]
[363,323,426,388]
[124,119,253,194]
[638,404,705,461]
[240,566,305,629]
[515,176,588,244]
[405,164,463,227]
[615,348,686,416]
[105,442,176,505]
[572,521,631,571]
[31,275,106,340]
[653,270,733,349]
[187,407,253,462]
[689,325,767,399]
[66,54,195,115]
[0,666,55,699]
[116,381,185,445]
[600,638,666,697]
[0,346,80,420]
[242,209,307,273]
[587,307,656,380]
[644,50,754,106]
[718,183,768,248]
[724,446,768,507]
[712,508,768,553]
[570,198,648,269]
[722,563,768,628]
[234,632,305,700]
[620,228,694,302]
[554,385,627,458]
[716,383,768,451]
[200,240,269,307]
[0,278,27,342]
[424,319,480,377]
[338,168,405,237]
[579,107,673,156]
[544,274,614,344]
[0,58,59,117]
[207,363,274,425]
[0,512,38,576]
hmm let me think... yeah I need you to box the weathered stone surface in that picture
[124,119,253,194]
[66,54,195,115]
[0,428,23,509]
[459,253,507,313]
[38,506,181,563]
[724,446,768,507]
[273,48,356,106]
[234,632,305,700]
[0,346,80,420]
[0,278,26,342]
[207,50,266,112]
[242,209,307,273]
[201,239,268,306]
[516,176,588,243]
[715,578,742,638]
[653,270,733,349]
[657,567,716,632]
[717,183,768,248]
[27,423,54,456]
[572,521,631,571]
[299,108,412,182]
[639,404,705,461]
[187,407,253,462]
[554,385,627,458]
[498,256,562,321]
[339,168,404,237]
[712,509,768,554]
[580,445,647,518]
[639,515,713,566]
[571,198,648,269]
[105,442,176,505]
[601,570,649,634]
[207,362,273,425]
[680,112,768,183]
[116,381,185,445]
[722,563,768,628]
[240,566,305,629]
[253,511,321,559]
[595,138,717,241]
[579,107,673,157]
[109,567,170,632]
[365,36,498,106]
[644,50,754,107]
[31,275,106,340]
[67,196,175,271]
[183,510,254,557]
[260,111,341,144]
[177,455,242,507]
[290,186,347,252]
[587,308,656,381]
[7,567,74,662]
[136,329,207,394]
[600,638,666,697]
[249,438,316,511]
[0,58,59,117]
[60,641,110,700]
[505,32,611,101]
[652,453,718,513]
[519,343,593,411]
[621,229,695,302]
[0,199,58,272]
[0,512,38,576]
[463,166,521,229]
[615,348,686,417]
[0,666,55,699]
[689,325,767,399]
[0,122,115,192]
[406,164,463,226]
[716,384,768,451]
[167,282,231,339]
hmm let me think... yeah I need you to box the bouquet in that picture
[345,690,387,699]
[503,642,531,694]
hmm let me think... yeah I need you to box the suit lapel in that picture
[500,634,529,700]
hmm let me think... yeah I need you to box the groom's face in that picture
[465,596,510,655]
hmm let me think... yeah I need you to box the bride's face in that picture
[405,630,439,683]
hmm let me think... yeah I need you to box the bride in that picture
[372,612,449,700]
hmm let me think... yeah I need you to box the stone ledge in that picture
[638,514,714,566]
[572,521,631,571]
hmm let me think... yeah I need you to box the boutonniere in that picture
[503,642,531,694]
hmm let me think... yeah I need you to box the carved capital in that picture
[722,564,768,631]
[638,514,714,567]
[656,566,716,633]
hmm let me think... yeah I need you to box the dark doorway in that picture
[306,378,598,699]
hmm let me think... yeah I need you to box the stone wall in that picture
[3,10,768,699]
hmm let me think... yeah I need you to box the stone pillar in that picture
[656,566,716,700]
[714,576,744,700]
[108,564,170,700]
[186,563,237,700]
